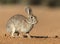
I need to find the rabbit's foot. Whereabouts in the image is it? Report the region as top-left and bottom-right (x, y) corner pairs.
(26, 34), (31, 38)
(11, 35), (15, 38)
(10, 33), (15, 38)
(19, 34), (24, 38)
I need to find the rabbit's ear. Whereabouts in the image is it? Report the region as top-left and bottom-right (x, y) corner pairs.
(25, 7), (32, 15)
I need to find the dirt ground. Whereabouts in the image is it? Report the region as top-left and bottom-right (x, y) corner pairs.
(0, 5), (60, 44)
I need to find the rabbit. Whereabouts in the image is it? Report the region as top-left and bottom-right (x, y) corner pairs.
(6, 7), (38, 38)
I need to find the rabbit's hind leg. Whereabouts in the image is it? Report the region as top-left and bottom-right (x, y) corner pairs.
(11, 26), (15, 37)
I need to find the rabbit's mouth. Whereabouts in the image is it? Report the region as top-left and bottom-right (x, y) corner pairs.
(32, 18), (38, 24)
(32, 21), (37, 24)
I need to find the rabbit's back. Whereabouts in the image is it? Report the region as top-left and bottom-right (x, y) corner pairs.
(10, 14), (27, 24)
(7, 14), (27, 33)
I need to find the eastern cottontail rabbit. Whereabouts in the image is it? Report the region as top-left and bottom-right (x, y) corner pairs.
(6, 7), (38, 38)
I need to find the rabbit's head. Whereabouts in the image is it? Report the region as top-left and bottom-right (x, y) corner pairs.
(25, 7), (38, 24)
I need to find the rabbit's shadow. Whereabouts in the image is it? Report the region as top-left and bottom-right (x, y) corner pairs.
(14, 32), (49, 38)
(24, 35), (48, 38)
(24, 35), (59, 38)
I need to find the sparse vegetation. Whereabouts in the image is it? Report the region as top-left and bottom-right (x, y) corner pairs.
(0, 0), (60, 7)
(0, 0), (21, 4)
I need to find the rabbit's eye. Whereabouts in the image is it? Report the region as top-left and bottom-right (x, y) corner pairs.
(31, 17), (33, 18)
